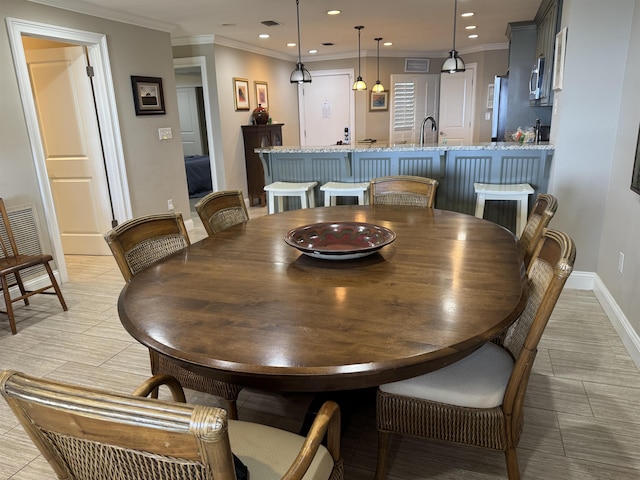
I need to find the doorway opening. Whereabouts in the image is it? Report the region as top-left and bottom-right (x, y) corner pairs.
(7, 17), (131, 281)
(174, 57), (220, 216)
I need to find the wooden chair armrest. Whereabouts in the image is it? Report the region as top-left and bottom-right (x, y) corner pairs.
(282, 400), (342, 480)
(132, 374), (187, 403)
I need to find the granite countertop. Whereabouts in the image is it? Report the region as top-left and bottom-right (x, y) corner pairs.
(256, 142), (554, 153)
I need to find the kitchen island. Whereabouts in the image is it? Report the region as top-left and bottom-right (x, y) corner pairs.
(256, 143), (554, 233)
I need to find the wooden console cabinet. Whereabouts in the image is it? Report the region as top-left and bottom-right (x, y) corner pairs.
(241, 124), (283, 207)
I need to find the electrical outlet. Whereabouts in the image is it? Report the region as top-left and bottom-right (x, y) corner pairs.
(167, 199), (174, 211)
(618, 252), (625, 273)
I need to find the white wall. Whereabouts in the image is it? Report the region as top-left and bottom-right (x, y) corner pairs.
(549, 0), (633, 272)
(596, 0), (640, 337)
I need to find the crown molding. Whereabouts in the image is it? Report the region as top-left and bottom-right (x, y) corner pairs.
(26, 0), (175, 32)
(171, 34), (299, 63)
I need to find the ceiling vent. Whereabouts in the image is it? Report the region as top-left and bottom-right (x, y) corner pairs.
(261, 20), (280, 27)
(404, 58), (430, 73)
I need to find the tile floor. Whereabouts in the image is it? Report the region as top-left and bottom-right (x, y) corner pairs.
(1, 206), (640, 479)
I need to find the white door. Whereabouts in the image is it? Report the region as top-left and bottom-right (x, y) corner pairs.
(25, 44), (113, 255)
(300, 70), (354, 146)
(177, 87), (204, 156)
(438, 65), (475, 145)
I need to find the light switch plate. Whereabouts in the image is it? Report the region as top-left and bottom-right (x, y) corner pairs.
(158, 127), (172, 140)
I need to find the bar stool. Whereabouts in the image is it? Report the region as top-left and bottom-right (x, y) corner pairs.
(320, 182), (370, 207)
(263, 181), (318, 214)
(473, 182), (534, 237)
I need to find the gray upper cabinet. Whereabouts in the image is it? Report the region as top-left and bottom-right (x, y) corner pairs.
(533, 0), (562, 106)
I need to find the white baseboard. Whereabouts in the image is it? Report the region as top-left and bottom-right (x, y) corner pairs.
(592, 275), (640, 369)
(564, 270), (640, 369)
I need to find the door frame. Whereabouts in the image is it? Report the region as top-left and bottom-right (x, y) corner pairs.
(298, 69), (355, 147)
(6, 17), (131, 281)
(174, 56), (221, 191)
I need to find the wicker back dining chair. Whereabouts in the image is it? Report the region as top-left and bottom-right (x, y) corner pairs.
(0, 198), (67, 335)
(104, 212), (243, 419)
(375, 228), (575, 480)
(1, 370), (343, 480)
(519, 193), (558, 267)
(369, 175), (439, 207)
(195, 190), (249, 237)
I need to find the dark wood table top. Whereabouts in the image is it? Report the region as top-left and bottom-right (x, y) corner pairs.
(118, 205), (526, 392)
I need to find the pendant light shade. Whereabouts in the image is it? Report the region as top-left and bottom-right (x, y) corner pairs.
(372, 37), (385, 93)
(290, 0), (311, 84)
(441, 0), (465, 73)
(353, 26), (367, 91)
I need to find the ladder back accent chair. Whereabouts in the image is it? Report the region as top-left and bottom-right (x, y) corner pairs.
(369, 175), (439, 208)
(195, 190), (250, 237)
(104, 212), (243, 419)
(375, 229), (575, 480)
(0, 198), (67, 335)
(0, 370), (343, 480)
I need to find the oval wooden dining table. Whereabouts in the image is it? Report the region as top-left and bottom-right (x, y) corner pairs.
(118, 205), (527, 393)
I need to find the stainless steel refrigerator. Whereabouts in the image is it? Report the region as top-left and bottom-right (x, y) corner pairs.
(491, 75), (508, 142)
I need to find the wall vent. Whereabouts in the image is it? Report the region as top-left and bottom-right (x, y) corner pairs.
(0, 204), (45, 285)
(261, 20), (280, 27)
(404, 58), (430, 73)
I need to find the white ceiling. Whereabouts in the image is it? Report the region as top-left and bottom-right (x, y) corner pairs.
(29, 0), (543, 60)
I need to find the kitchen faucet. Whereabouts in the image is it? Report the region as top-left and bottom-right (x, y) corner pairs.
(419, 116), (437, 147)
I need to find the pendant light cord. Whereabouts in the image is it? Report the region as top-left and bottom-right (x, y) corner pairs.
(452, 0), (458, 52)
(376, 37), (381, 81)
(357, 26), (362, 77)
(296, 0), (302, 65)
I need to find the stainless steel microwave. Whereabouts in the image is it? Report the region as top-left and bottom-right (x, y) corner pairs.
(529, 55), (545, 101)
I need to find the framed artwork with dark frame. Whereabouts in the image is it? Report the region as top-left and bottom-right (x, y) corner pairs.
(370, 91), (388, 111)
(233, 77), (250, 111)
(631, 127), (640, 195)
(254, 81), (269, 109)
(131, 76), (165, 115)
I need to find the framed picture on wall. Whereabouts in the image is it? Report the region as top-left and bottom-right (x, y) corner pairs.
(370, 91), (388, 111)
(254, 81), (269, 109)
(131, 76), (165, 115)
(233, 77), (250, 111)
(631, 126), (640, 195)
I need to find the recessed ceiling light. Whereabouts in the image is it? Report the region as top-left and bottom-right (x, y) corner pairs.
(461, 12), (474, 17)
(287, 42), (296, 47)
(308, 49), (318, 54)
(258, 34), (270, 39)
(383, 42), (393, 46)
(468, 34), (478, 39)
(465, 25), (477, 30)
(327, 10), (341, 15)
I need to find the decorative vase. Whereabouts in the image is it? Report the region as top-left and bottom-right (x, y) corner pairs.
(252, 104), (269, 125)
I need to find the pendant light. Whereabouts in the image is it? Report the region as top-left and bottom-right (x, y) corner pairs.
(441, 0), (466, 73)
(372, 37), (385, 93)
(290, 0), (311, 84)
(352, 26), (367, 91)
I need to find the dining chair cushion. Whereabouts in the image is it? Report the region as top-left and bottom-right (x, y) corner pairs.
(229, 420), (335, 480)
(379, 343), (514, 409)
